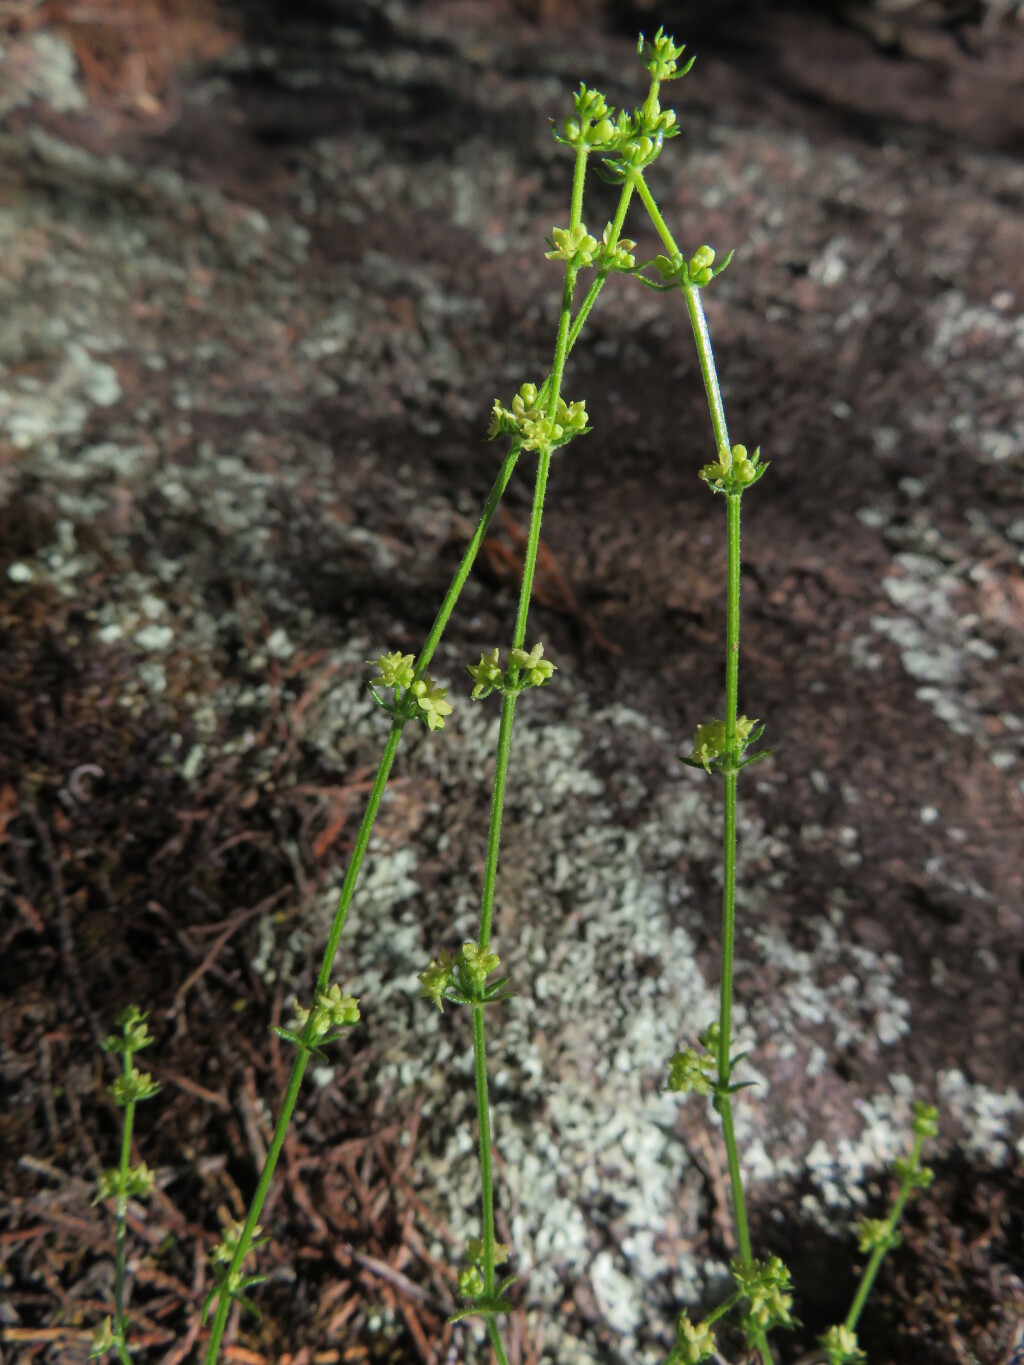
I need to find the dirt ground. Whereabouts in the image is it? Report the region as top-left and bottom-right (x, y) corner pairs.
(1, 1), (1023, 1362)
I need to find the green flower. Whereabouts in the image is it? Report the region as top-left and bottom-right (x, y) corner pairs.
(488, 384), (587, 453)
(110, 1067), (160, 1107)
(458, 1265), (485, 1299)
(637, 26), (694, 83)
(468, 648), (503, 700)
(466, 1236), (509, 1266)
(911, 1100), (939, 1140)
(457, 941), (501, 992)
(699, 445), (763, 494)
(598, 222), (636, 273)
(89, 1317), (117, 1359)
(295, 982), (360, 1038)
(857, 1217), (899, 1254)
(820, 1324), (866, 1364)
(101, 1005), (154, 1057)
(687, 715), (758, 772)
(367, 651), (415, 691)
(418, 950), (455, 1011)
(667, 1046), (715, 1097)
(508, 642), (555, 688)
(545, 223), (600, 269)
(410, 676), (453, 731)
(732, 1254), (795, 1333)
(893, 1155), (934, 1189)
(211, 1219), (264, 1268)
(672, 1311), (716, 1364)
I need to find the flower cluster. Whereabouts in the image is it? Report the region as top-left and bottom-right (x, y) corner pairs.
(699, 443), (768, 495)
(418, 942), (512, 1010)
(857, 1217), (900, 1254)
(488, 382), (588, 453)
(644, 243), (734, 293)
(637, 26), (695, 83)
(682, 715), (766, 775)
(911, 1099), (939, 1140)
(820, 1324), (866, 1364)
(546, 223), (599, 268)
(449, 1237), (517, 1325)
(273, 983), (360, 1061)
(732, 1254), (795, 1335)
(102, 1006), (160, 1108)
(666, 1310), (716, 1365)
(667, 1022), (719, 1097)
(599, 222), (637, 273)
(201, 1220), (268, 1326)
(892, 1154), (935, 1189)
(367, 652), (453, 732)
(95, 1162), (155, 1204)
(467, 642), (556, 701)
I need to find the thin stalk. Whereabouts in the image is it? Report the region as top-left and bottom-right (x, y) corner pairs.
(205, 725), (402, 1363)
(487, 1322), (512, 1365)
(113, 1053), (135, 1365)
(636, 171), (773, 1365)
(472, 1005), (498, 1293)
(633, 174), (730, 452)
(845, 1134), (925, 1332)
(465, 141), (594, 1362)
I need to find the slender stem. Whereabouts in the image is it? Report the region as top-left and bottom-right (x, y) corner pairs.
(487, 1321), (512, 1365)
(113, 1053), (135, 1341)
(845, 1135), (924, 1331)
(414, 445), (521, 681)
(472, 1005), (498, 1293)
(205, 725), (402, 1363)
(633, 174), (730, 453)
(636, 171), (773, 1365)
(464, 143), (596, 1364)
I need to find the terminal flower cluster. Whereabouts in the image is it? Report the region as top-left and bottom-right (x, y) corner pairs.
(488, 382), (588, 453)
(467, 642), (555, 700)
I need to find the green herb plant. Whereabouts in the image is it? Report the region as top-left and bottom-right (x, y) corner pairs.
(90, 1007), (159, 1364)
(88, 30), (938, 1365)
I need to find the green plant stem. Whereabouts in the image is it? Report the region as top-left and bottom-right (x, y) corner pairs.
(487, 1322), (512, 1365)
(636, 169), (774, 1365)
(845, 1134), (925, 1332)
(204, 724), (402, 1364)
(633, 174), (730, 453)
(472, 1005), (498, 1292)
(113, 1054), (135, 1365)
(465, 139), (597, 1361)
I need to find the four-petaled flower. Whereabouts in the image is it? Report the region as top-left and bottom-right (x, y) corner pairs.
(368, 651), (415, 691)
(409, 677), (453, 731)
(418, 950), (455, 1011)
(545, 223), (600, 269)
(508, 643), (555, 687)
(468, 648), (503, 699)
